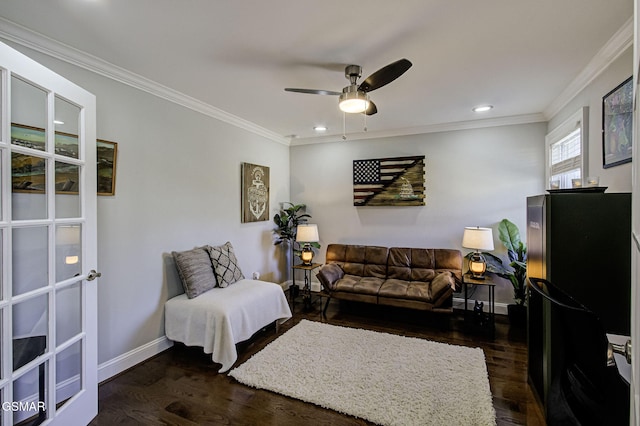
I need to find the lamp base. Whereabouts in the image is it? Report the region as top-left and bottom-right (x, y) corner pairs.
(468, 251), (487, 280)
(300, 244), (314, 265)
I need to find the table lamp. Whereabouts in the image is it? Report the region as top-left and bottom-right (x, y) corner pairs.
(296, 224), (319, 265)
(462, 226), (494, 279)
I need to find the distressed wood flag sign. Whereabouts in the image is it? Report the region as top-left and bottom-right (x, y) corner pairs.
(352, 155), (425, 206)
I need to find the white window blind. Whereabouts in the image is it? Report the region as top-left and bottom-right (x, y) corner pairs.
(545, 107), (588, 190)
(550, 128), (581, 187)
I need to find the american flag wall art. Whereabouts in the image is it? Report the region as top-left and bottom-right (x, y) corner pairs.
(353, 155), (425, 206)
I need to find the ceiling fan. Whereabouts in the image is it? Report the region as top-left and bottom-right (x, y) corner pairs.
(284, 58), (412, 116)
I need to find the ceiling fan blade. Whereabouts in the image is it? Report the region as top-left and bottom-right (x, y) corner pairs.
(284, 88), (341, 96)
(364, 100), (378, 116)
(358, 58), (412, 92)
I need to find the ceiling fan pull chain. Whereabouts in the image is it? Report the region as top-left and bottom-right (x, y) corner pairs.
(364, 110), (368, 132)
(342, 111), (347, 140)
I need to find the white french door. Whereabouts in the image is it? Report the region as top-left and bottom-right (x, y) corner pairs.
(0, 41), (98, 425)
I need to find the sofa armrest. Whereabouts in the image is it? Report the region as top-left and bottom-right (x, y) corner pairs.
(316, 264), (344, 291)
(430, 271), (456, 301)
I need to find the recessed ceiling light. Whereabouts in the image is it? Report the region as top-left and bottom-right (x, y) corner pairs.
(54, 120), (65, 125)
(314, 126), (328, 132)
(472, 105), (493, 113)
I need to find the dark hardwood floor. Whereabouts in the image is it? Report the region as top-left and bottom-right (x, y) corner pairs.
(90, 297), (546, 425)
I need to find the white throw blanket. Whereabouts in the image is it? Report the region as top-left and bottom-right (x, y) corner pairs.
(165, 279), (291, 372)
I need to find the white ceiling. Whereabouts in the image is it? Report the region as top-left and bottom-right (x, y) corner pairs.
(0, 0), (633, 144)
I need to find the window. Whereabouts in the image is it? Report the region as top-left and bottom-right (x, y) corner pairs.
(546, 107), (588, 189)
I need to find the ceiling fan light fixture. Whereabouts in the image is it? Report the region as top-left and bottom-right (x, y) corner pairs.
(339, 87), (369, 113)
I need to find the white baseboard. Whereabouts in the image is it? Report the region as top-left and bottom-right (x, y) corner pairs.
(98, 336), (173, 383)
(281, 279), (322, 292)
(453, 296), (509, 316)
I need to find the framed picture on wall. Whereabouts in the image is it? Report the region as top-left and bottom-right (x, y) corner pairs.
(97, 139), (118, 196)
(241, 162), (269, 223)
(11, 123), (118, 195)
(602, 76), (633, 169)
(11, 123), (80, 193)
(353, 155), (425, 206)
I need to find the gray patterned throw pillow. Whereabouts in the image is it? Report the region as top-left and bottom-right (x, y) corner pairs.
(207, 242), (245, 287)
(172, 247), (217, 298)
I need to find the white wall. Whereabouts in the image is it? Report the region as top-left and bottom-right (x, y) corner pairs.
(548, 47), (633, 192)
(290, 122), (548, 304)
(4, 43), (291, 372)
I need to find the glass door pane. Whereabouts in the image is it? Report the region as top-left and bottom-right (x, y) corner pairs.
(55, 161), (80, 218)
(54, 97), (79, 159)
(55, 341), (82, 409)
(11, 77), (46, 149)
(12, 227), (48, 296)
(12, 361), (47, 425)
(11, 153), (47, 220)
(55, 225), (82, 282)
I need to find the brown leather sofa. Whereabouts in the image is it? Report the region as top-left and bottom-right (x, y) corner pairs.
(316, 244), (462, 315)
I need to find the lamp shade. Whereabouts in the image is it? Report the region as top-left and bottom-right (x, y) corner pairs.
(461, 227), (494, 251)
(296, 224), (319, 242)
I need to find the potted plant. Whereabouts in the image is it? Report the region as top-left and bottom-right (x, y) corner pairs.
(483, 219), (528, 325)
(273, 203), (320, 296)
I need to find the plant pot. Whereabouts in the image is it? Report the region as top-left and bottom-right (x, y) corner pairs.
(508, 303), (527, 326)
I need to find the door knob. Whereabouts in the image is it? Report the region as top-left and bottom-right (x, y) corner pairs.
(87, 270), (102, 281)
(608, 339), (632, 365)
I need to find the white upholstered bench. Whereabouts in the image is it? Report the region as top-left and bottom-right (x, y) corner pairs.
(165, 242), (291, 372)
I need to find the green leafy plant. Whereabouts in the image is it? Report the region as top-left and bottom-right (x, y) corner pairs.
(273, 202), (320, 261)
(488, 219), (527, 305)
(466, 219), (527, 305)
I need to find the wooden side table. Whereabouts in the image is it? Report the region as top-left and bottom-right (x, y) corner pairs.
(292, 263), (322, 311)
(462, 272), (496, 336)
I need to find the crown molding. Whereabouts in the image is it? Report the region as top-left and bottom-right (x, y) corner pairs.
(290, 113), (547, 145)
(0, 15), (630, 147)
(543, 17), (633, 120)
(0, 17), (290, 146)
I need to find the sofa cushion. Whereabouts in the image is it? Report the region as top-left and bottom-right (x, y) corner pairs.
(430, 271), (456, 301)
(434, 249), (463, 281)
(172, 247), (217, 299)
(335, 275), (384, 295)
(363, 246), (389, 278)
(316, 264), (344, 291)
(387, 247), (411, 280)
(388, 247), (439, 281)
(207, 242), (245, 288)
(379, 279), (430, 302)
(342, 245), (367, 276)
(326, 244), (347, 266)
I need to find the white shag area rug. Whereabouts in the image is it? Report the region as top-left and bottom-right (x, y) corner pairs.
(229, 320), (496, 426)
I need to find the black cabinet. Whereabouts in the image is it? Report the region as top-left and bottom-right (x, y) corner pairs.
(526, 192), (631, 419)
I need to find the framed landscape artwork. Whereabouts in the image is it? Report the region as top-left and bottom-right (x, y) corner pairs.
(353, 155), (425, 206)
(97, 139), (118, 196)
(11, 123), (80, 193)
(11, 123), (118, 195)
(241, 162), (269, 223)
(602, 76), (633, 169)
